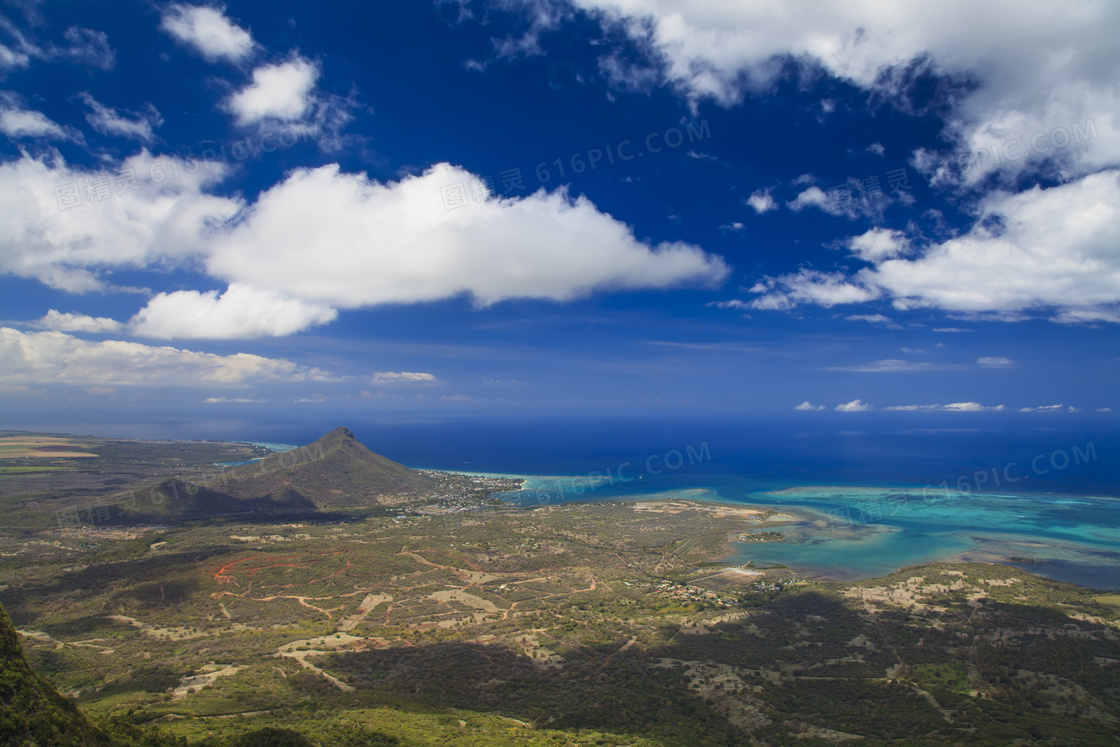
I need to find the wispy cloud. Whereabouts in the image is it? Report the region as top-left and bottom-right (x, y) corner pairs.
(826, 359), (965, 372)
(370, 371), (438, 385)
(835, 399), (872, 412)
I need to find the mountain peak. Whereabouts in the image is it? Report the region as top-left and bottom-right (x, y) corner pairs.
(220, 426), (433, 509)
(325, 426), (356, 440)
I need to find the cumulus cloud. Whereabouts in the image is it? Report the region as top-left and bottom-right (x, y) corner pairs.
(749, 172), (1120, 322)
(370, 372), (438, 385)
(835, 399), (872, 412)
(794, 400), (825, 411)
(565, 0), (1120, 182)
(786, 186), (836, 215)
(160, 4), (255, 63)
(0, 152), (237, 293)
(746, 189), (776, 214)
(78, 93), (163, 143)
(847, 228), (907, 263)
(0, 327), (335, 387)
(36, 310), (123, 333)
(129, 284), (338, 339)
(748, 269), (878, 310)
(1, 156), (726, 337)
(225, 57), (319, 125)
(203, 162), (729, 308)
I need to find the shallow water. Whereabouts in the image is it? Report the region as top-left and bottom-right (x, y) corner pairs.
(495, 476), (1120, 589)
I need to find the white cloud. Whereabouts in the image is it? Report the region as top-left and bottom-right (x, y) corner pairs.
(866, 142), (885, 156)
(941, 401), (999, 412)
(786, 186), (836, 215)
(977, 356), (1013, 367)
(0, 25), (113, 71)
(835, 399), (872, 412)
(1, 157), (726, 337)
(160, 4), (255, 63)
(873, 173), (1120, 319)
(883, 402), (1005, 412)
(749, 269), (878, 310)
(746, 189), (776, 214)
(847, 228), (907, 263)
(1018, 404), (1064, 412)
(0, 94), (70, 139)
(0, 327), (334, 387)
(57, 27), (115, 70)
(846, 313), (898, 328)
(751, 172), (1120, 322)
(36, 310), (123, 333)
(204, 396), (268, 403)
(0, 44), (30, 69)
(370, 372), (438, 385)
(78, 93), (162, 143)
(226, 57), (319, 125)
(203, 162), (729, 308)
(794, 400), (825, 411)
(0, 152), (237, 293)
(827, 359), (962, 372)
(567, 0), (1120, 182)
(129, 284), (338, 339)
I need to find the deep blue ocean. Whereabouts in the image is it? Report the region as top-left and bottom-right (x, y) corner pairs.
(252, 417), (1120, 589)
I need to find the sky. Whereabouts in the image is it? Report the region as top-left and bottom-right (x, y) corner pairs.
(0, 0), (1118, 441)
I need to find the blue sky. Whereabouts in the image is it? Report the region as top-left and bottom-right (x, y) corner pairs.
(1, 0), (1118, 438)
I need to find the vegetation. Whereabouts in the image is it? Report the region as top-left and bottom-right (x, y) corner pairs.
(1, 429), (1118, 745)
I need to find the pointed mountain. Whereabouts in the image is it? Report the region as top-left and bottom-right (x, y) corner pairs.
(218, 427), (436, 509)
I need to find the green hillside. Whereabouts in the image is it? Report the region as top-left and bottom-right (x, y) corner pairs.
(0, 603), (110, 746)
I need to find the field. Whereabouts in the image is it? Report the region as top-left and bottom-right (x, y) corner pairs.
(0, 435), (99, 458)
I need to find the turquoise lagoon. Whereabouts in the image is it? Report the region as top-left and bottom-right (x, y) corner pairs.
(497, 476), (1120, 589)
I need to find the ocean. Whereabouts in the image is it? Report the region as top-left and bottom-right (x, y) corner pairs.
(277, 417), (1120, 589)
